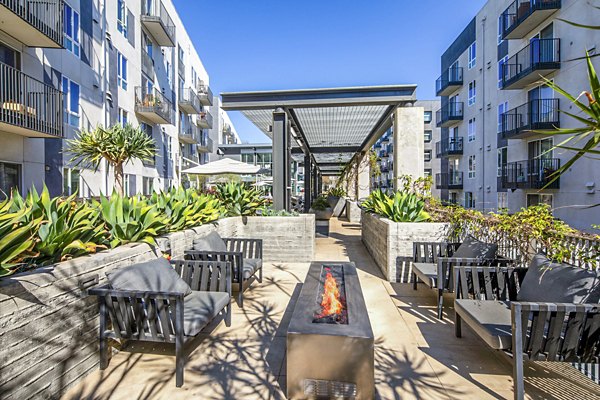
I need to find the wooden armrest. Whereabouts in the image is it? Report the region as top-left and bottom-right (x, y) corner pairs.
(88, 284), (185, 300)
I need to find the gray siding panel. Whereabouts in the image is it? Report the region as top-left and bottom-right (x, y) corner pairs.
(441, 18), (476, 72)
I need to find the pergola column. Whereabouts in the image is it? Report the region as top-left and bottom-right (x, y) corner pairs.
(393, 106), (424, 190)
(273, 108), (291, 210)
(357, 153), (371, 200)
(304, 154), (312, 212)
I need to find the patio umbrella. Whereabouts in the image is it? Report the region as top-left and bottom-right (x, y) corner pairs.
(181, 158), (261, 175)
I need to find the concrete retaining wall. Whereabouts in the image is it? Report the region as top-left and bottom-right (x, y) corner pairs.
(345, 200), (362, 223)
(361, 211), (450, 282)
(0, 215), (315, 400)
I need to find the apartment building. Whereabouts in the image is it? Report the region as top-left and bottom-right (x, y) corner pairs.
(436, 0), (599, 231)
(207, 96), (241, 162)
(0, 0), (226, 198)
(371, 100), (441, 197)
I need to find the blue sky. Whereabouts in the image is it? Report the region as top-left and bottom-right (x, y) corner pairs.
(173, 0), (487, 143)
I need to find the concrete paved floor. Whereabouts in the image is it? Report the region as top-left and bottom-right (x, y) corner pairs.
(63, 218), (600, 399)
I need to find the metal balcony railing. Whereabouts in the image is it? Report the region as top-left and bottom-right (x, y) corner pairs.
(141, 0), (176, 47)
(141, 48), (153, 77)
(134, 86), (173, 125)
(197, 111), (213, 129)
(0, 0), (64, 47)
(435, 67), (463, 97)
(501, 158), (560, 189)
(435, 172), (463, 189)
(197, 137), (213, 153)
(435, 137), (464, 158)
(501, 39), (560, 89)
(178, 87), (201, 114)
(0, 62), (63, 137)
(500, 0), (561, 40)
(436, 102), (464, 127)
(501, 99), (560, 139)
(197, 81), (213, 106)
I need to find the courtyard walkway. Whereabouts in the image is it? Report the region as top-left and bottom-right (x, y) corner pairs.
(63, 218), (600, 399)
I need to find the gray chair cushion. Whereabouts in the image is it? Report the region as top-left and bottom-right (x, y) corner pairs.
(413, 262), (438, 288)
(183, 291), (230, 336)
(452, 236), (498, 261)
(106, 258), (192, 296)
(517, 253), (600, 303)
(454, 299), (512, 350)
(193, 231), (227, 252)
(243, 258), (262, 280)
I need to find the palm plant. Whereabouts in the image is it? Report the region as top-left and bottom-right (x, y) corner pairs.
(66, 124), (156, 196)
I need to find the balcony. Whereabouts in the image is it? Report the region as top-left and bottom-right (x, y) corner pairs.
(178, 88), (201, 114)
(435, 67), (463, 97)
(436, 172), (463, 189)
(134, 86), (173, 125)
(141, 0), (175, 47)
(197, 81), (213, 106)
(500, 0), (561, 40)
(501, 39), (560, 89)
(0, 62), (63, 138)
(197, 137), (213, 153)
(0, 0), (63, 48)
(178, 124), (199, 144)
(501, 99), (560, 139)
(141, 48), (154, 78)
(436, 102), (464, 127)
(435, 137), (464, 158)
(501, 158), (560, 189)
(197, 111), (213, 129)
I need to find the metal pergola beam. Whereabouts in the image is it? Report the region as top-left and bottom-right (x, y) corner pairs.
(290, 146), (360, 155)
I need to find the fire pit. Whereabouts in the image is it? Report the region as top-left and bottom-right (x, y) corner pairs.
(287, 262), (374, 400)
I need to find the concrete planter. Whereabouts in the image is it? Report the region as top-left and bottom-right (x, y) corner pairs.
(345, 200), (362, 223)
(0, 214), (315, 400)
(327, 196), (346, 217)
(310, 208), (333, 221)
(361, 211), (450, 282)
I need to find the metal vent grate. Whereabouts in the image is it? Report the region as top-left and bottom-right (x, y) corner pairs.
(304, 379), (357, 399)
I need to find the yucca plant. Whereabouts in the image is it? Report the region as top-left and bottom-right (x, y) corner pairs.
(215, 182), (266, 217)
(10, 186), (108, 263)
(327, 186), (347, 198)
(97, 191), (168, 248)
(361, 190), (430, 223)
(150, 187), (221, 231)
(66, 124), (156, 196)
(0, 196), (40, 276)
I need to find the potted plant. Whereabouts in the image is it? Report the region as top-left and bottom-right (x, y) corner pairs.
(326, 187), (346, 217)
(309, 196), (333, 221)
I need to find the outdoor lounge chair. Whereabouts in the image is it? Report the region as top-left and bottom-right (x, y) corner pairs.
(184, 231), (263, 308)
(412, 237), (515, 319)
(454, 254), (600, 400)
(88, 258), (232, 387)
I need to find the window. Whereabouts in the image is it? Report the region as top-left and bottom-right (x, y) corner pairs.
(424, 111), (432, 123)
(123, 174), (132, 196)
(63, 168), (80, 196)
(468, 118), (476, 142)
(468, 42), (476, 69)
(166, 60), (172, 87)
(424, 150), (432, 162)
(117, 52), (128, 90)
(497, 16), (504, 45)
(241, 153), (254, 164)
(468, 81), (476, 106)
(117, 0), (128, 38)
(118, 108), (128, 126)
(142, 177), (153, 195)
(424, 169), (432, 177)
(62, 76), (80, 127)
(468, 155), (476, 178)
(527, 194), (553, 208)
(0, 162), (21, 199)
(424, 130), (432, 143)
(497, 192), (508, 210)
(497, 101), (509, 133)
(497, 147), (507, 177)
(465, 192), (475, 209)
(64, 3), (80, 57)
(498, 56), (508, 88)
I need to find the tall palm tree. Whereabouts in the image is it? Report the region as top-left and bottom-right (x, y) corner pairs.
(66, 124), (156, 196)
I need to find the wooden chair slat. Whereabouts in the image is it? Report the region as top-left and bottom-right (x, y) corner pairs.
(529, 310), (549, 359)
(563, 312), (586, 362)
(546, 310), (566, 360)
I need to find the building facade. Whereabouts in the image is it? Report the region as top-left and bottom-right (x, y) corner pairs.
(207, 96), (241, 162)
(371, 100), (441, 197)
(0, 0), (232, 198)
(436, 0), (600, 231)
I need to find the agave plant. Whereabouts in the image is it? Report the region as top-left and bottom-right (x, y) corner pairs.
(150, 187), (221, 231)
(361, 190), (430, 223)
(215, 182), (266, 217)
(0, 196), (40, 276)
(97, 191), (168, 248)
(327, 186), (347, 198)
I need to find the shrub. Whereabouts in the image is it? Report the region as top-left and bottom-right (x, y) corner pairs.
(215, 182), (266, 216)
(149, 187), (221, 231)
(310, 196), (331, 211)
(327, 187), (346, 198)
(361, 190), (430, 222)
(0, 196), (39, 276)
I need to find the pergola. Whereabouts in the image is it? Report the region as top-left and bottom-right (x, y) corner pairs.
(221, 85), (423, 211)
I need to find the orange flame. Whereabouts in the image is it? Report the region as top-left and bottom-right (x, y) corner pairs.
(320, 272), (343, 316)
